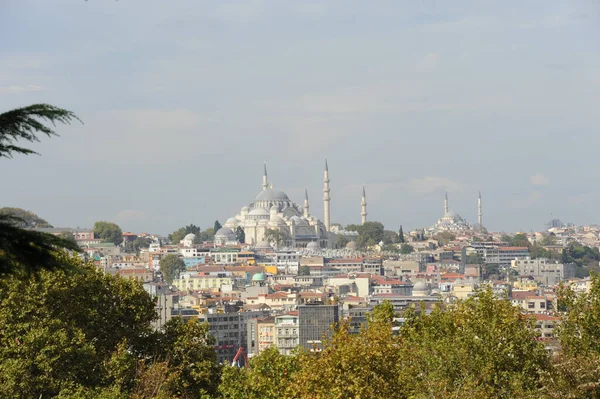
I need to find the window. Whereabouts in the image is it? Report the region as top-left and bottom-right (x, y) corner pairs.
(528, 302), (535, 309)
(540, 302), (546, 309)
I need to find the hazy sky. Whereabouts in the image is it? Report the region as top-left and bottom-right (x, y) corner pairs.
(1, 0), (599, 234)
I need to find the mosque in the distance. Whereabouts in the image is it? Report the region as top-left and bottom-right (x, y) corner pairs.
(426, 192), (485, 234)
(214, 161), (367, 250)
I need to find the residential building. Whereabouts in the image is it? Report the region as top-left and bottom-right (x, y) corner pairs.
(512, 258), (576, 286)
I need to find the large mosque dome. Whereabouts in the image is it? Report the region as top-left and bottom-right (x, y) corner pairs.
(255, 188), (290, 202)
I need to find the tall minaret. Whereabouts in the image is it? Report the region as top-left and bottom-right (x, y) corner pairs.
(323, 158), (331, 232)
(262, 163), (268, 191)
(361, 185), (367, 225)
(304, 188), (310, 218)
(478, 191), (483, 229)
(444, 192), (449, 214)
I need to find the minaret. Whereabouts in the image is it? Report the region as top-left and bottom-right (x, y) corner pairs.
(262, 163), (268, 191)
(478, 191), (482, 229)
(361, 185), (367, 225)
(323, 158), (331, 232)
(304, 188), (310, 218)
(444, 192), (449, 214)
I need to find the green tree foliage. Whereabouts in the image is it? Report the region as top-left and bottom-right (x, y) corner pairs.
(346, 221), (385, 248)
(168, 224), (202, 244)
(124, 237), (152, 254)
(381, 244), (399, 253)
(0, 255), (155, 397)
(368, 300), (397, 325)
(398, 225), (405, 243)
(219, 346), (300, 399)
(0, 104), (82, 275)
(0, 103), (80, 158)
(0, 253), (221, 398)
(298, 265), (311, 276)
(399, 288), (550, 397)
(93, 221), (123, 245)
(156, 318), (220, 398)
(159, 254), (185, 284)
(0, 214), (81, 275)
(400, 243), (414, 254)
(235, 226), (245, 243)
(433, 231), (456, 245)
(264, 229), (286, 247)
(199, 227), (215, 242)
(466, 253), (484, 265)
(0, 207), (53, 228)
(382, 230), (398, 244)
(214, 220), (222, 233)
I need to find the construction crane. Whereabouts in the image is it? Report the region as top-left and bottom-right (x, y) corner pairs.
(231, 347), (249, 368)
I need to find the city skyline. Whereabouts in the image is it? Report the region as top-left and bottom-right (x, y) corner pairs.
(1, 0), (599, 233)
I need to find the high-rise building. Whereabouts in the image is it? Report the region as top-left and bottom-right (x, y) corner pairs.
(299, 304), (339, 351)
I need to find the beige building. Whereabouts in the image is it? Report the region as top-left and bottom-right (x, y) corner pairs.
(173, 272), (233, 292)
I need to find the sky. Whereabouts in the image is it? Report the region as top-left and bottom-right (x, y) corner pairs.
(1, 0), (599, 235)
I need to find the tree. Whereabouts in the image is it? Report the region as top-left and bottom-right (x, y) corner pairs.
(93, 221), (123, 245)
(159, 254), (185, 284)
(351, 221), (385, 249)
(124, 237), (152, 254)
(398, 225), (405, 243)
(400, 244), (414, 254)
(58, 231), (78, 246)
(219, 346), (300, 399)
(199, 227), (215, 242)
(298, 265), (311, 276)
(398, 288), (550, 398)
(511, 233), (531, 248)
(0, 254), (157, 397)
(235, 226), (245, 243)
(168, 224), (202, 244)
(0, 207), (53, 228)
(213, 220), (222, 233)
(433, 231), (456, 245)
(0, 104), (82, 275)
(382, 230), (398, 244)
(466, 253), (484, 265)
(0, 214), (81, 275)
(381, 244), (400, 253)
(0, 103), (80, 158)
(156, 318), (220, 398)
(264, 229), (286, 248)
(368, 300), (397, 325)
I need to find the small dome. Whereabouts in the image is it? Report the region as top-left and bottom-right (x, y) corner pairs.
(346, 241), (356, 249)
(255, 188), (290, 201)
(248, 208), (270, 217)
(241, 206), (249, 212)
(183, 233), (196, 241)
(307, 241), (320, 250)
(413, 281), (428, 291)
(252, 272), (265, 281)
(225, 217), (239, 226)
(215, 227), (234, 237)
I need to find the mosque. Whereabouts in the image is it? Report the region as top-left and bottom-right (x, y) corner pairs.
(427, 192), (484, 234)
(214, 161), (368, 250)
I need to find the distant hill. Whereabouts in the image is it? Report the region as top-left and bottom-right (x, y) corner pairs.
(0, 207), (53, 228)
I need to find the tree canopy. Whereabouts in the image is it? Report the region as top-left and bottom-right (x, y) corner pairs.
(0, 253), (221, 398)
(0, 104), (83, 275)
(93, 221), (123, 245)
(159, 254), (186, 284)
(0, 207), (53, 228)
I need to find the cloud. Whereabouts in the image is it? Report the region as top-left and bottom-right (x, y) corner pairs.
(530, 174), (550, 186)
(0, 85), (44, 93)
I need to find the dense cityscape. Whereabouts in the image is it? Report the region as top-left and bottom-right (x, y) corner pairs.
(2, 1), (600, 398)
